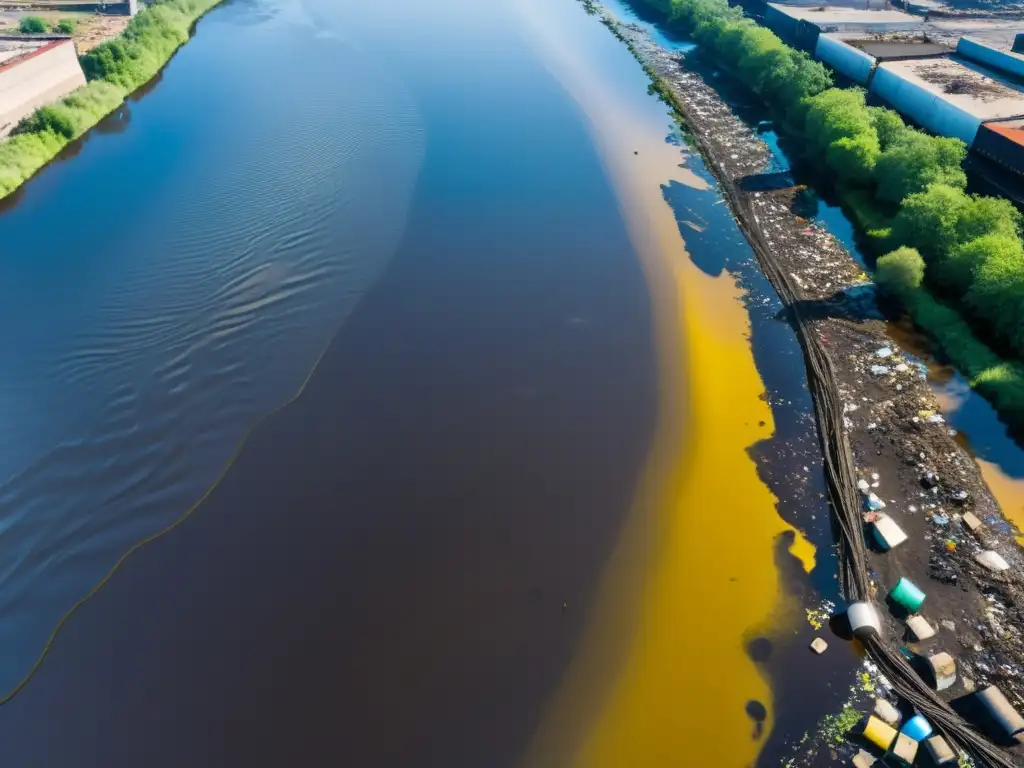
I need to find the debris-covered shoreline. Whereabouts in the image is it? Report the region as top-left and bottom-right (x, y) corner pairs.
(595, 7), (1024, 765)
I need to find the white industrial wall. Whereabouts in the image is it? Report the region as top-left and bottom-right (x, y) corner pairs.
(870, 65), (982, 145)
(0, 41), (86, 132)
(957, 38), (1024, 81)
(815, 35), (875, 84)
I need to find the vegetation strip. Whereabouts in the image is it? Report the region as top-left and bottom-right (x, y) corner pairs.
(586, 3), (1021, 764)
(634, 0), (1024, 432)
(0, 0), (223, 199)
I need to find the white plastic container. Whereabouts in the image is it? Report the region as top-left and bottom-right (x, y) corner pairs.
(847, 601), (882, 641)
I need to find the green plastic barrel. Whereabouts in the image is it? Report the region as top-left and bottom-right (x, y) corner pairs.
(891, 577), (926, 612)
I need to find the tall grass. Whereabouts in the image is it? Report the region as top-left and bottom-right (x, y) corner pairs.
(0, 0), (223, 200)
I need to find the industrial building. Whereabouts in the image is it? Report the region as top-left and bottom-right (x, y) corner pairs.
(870, 57), (1024, 146)
(763, 4), (922, 51)
(957, 37), (1024, 81)
(0, 36), (85, 137)
(973, 119), (1024, 177)
(815, 34), (948, 84)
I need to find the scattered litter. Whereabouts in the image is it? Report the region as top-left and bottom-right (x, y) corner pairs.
(857, 479), (870, 493)
(962, 511), (983, 532)
(944, 539), (957, 553)
(892, 731), (918, 765)
(927, 652), (957, 691)
(975, 685), (1024, 741)
(895, 363), (909, 373)
(906, 615), (935, 642)
(924, 735), (957, 765)
(901, 713), (933, 741)
(872, 514), (908, 551)
(975, 550), (1010, 572)
(848, 602), (882, 640)
(950, 489), (969, 505)
(931, 513), (950, 526)
(862, 715), (897, 751)
(875, 347), (893, 358)
(866, 493), (886, 511)
(810, 637), (828, 654)
(870, 365), (890, 376)
(963, 677), (975, 692)
(927, 414), (945, 424)
(891, 578), (926, 612)
(921, 472), (939, 490)
(852, 749), (876, 768)
(873, 698), (900, 726)
(941, 620), (956, 632)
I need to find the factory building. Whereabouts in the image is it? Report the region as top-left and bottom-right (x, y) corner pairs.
(814, 35), (948, 85)
(763, 4), (922, 51)
(869, 57), (1024, 146)
(956, 37), (1024, 82)
(973, 119), (1024, 178)
(0, 37), (86, 137)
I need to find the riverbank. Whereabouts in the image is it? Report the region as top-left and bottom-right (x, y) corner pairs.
(0, 0), (222, 199)
(596, 7), (1024, 764)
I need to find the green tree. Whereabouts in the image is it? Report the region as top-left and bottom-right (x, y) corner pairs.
(956, 195), (1022, 243)
(876, 247), (925, 299)
(874, 132), (967, 203)
(19, 16), (47, 34)
(890, 184), (970, 262)
(965, 245), (1024, 350)
(803, 88), (874, 158)
(938, 234), (1024, 295)
(868, 106), (907, 151)
(827, 133), (880, 184)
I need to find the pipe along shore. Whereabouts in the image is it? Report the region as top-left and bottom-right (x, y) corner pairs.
(588, 5), (1021, 765)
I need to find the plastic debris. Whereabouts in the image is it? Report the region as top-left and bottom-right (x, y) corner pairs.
(975, 550), (1010, 572)
(857, 478), (870, 493)
(892, 732), (918, 765)
(975, 685), (1024, 741)
(866, 493), (886, 511)
(921, 472), (939, 490)
(924, 735), (957, 765)
(895, 363), (909, 373)
(906, 615), (935, 642)
(852, 749), (876, 768)
(927, 652), (956, 691)
(901, 713), (933, 741)
(873, 697), (900, 726)
(932, 513), (949, 526)
(862, 715), (897, 751)
(848, 602), (882, 641)
(872, 514), (908, 551)
(927, 414), (945, 424)
(891, 578), (926, 612)
(810, 637), (827, 654)
(875, 347), (893, 358)
(962, 511), (983, 532)
(870, 365), (890, 376)
(950, 489), (969, 505)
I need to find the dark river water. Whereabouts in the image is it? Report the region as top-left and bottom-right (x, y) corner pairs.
(0, 0), (920, 762)
(0, 0), (662, 764)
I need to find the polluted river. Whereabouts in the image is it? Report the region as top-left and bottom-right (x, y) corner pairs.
(2, 0), (1024, 764)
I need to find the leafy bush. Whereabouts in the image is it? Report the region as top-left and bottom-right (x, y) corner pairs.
(874, 131), (967, 204)
(890, 184), (968, 262)
(19, 16), (47, 34)
(938, 234), (1024, 296)
(876, 247), (925, 298)
(54, 18), (77, 34)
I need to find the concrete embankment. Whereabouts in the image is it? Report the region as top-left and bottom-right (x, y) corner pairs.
(0, 38), (84, 137)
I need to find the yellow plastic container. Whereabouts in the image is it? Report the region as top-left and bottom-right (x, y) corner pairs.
(863, 715), (898, 752)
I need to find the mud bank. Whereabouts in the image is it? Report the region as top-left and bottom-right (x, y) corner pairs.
(598, 7), (1024, 765)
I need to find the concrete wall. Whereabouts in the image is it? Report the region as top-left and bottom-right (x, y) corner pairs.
(764, 4), (800, 45)
(957, 38), (1024, 82)
(0, 41), (86, 133)
(870, 64), (982, 145)
(815, 35), (875, 84)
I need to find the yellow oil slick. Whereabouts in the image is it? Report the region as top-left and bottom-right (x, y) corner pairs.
(514, 1), (814, 765)
(972, 459), (1024, 545)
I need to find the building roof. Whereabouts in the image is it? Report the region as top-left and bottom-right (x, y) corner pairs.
(0, 37), (72, 72)
(765, 4), (920, 25)
(848, 39), (949, 60)
(985, 118), (1024, 148)
(878, 57), (1024, 122)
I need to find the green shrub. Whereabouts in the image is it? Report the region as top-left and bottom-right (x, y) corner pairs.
(868, 106), (908, 151)
(19, 16), (47, 34)
(54, 18), (76, 34)
(876, 247), (925, 298)
(937, 234), (1024, 296)
(965, 244), (1024, 348)
(890, 184), (969, 262)
(874, 131), (967, 204)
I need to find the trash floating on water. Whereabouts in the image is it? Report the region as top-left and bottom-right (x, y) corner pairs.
(891, 732), (918, 765)
(873, 697), (900, 726)
(863, 715), (897, 751)
(962, 511), (983, 533)
(924, 735), (956, 765)
(927, 652), (956, 691)
(872, 514), (908, 551)
(975, 550), (1010, 572)
(891, 578), (926, 612)
(848, 602), (882, 641)
(906, 615), (935, 642)
(810, 637), (828, 654)
(852, 749), (876, 768)
(901, 713), (933, 741)
(866, 493), (886, 511)
(975, 685), (1024, 742)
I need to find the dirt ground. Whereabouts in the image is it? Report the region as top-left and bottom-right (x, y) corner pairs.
(607, 12), (1024, 766)
(0, 11), (129, 52)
